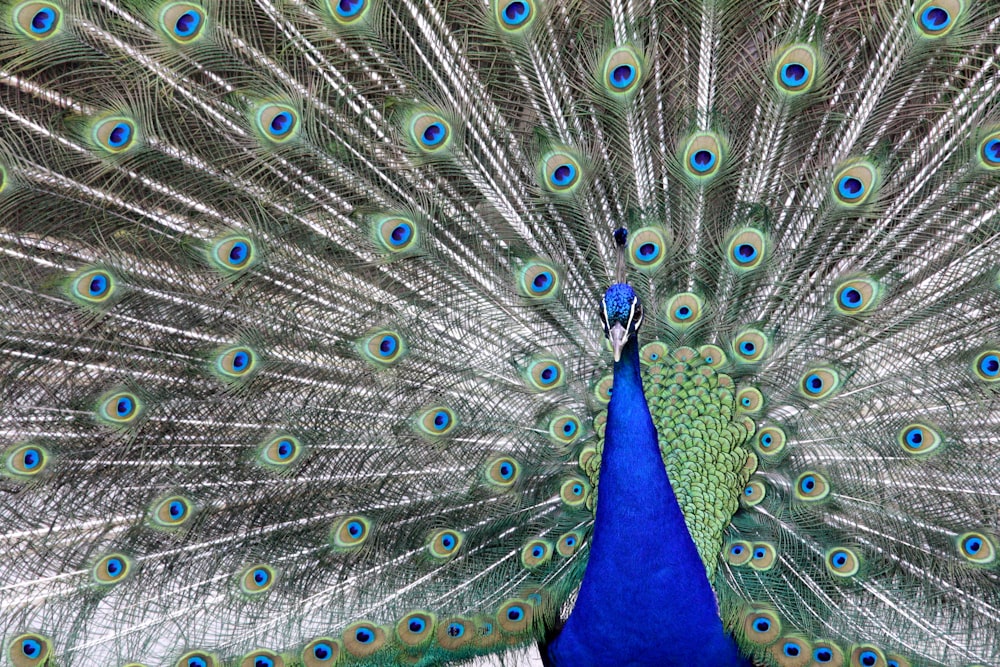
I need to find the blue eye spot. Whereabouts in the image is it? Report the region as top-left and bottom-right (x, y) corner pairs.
(741, 397), (751, 407)
(355, 628), (373, 644)
(904, 428), (923, 448)
(964, 536), (983, 555)
(21, 639), (41, 657)
(780, 62), (808, 87)
(753, 618), (770, 633)
(116, 397), (133, 417)
(408, 618), (426, 633)
(433, 411), (450, 429)
(551, 163), (576, 187)
(255, 658), (274, 667)
(169, 500), (185, 518)
(837, 175), (864, 199)
(637, 242), (659, 261)
(507, 606), (524, 621)
(22, 448), (40, 469)
(175, 11), (201, 37)
(689, 149), (716, 172)
(985, 139), (1000, 164)
(253, 568), (269, 585)
(502, 1), (530, 25)
(563, 421), (576, 435)
(539, 364), (558, 384)
(735, 243), (758, 262)
(921, 6), (950, 30)
(337, 0), (365, 19)
(189, 658), (207, 667)
(805, 373), (824, 394)
(89, 274), (108, 297)
(783, 642), (801, 657)
(108, 122), (132, 148)
(675, 306), (691, 320)
(232, 351), (249, 372)
(761, 434), (772, 446)
(979, 354), (999, 377)
(269, 111), (293, 136)
(531, 271), (553, 292)
(421, 122), (446, 147)
(610, 64), (636, 89)
(347, 521), (364, 537)
(731, 544), (745, 555)
(753, 547), (766, 559)
(276, 439), (294, 459)
(800, 475), (816, 493)
(31, 8), (56, 34)
(378, 335), (397, 356)
(228, 241), (248, 265)
(566, 536), (576, 546)
(106, 558), (123, 576)
(390, 223), (411, 246)
(814, 648), (833, 663)
(499, 463), (513, 479)
(313, 643), (332, 660)
(739, 341), (755, 355)
(888, 661), (900, 667)
(441, 534), (455, 549)
(447, 623), (464, 637)
(841, 287), (862, 306)
(860, 651), (878, 667)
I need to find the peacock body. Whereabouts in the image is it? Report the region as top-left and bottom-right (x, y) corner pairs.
(1, 0), (999, 666)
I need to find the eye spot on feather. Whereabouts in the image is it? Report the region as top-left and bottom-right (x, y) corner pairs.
(733, 329), (768, 363)
(628, 227), (670, 271)
(979, 131), (1000, 169)
(725, 540), (752, 566)
(415, 406), (456, 438)
(834, 277), (880, 314)
(769, 636), (812, 666)
(825, 547), (860, 578)
(974, 350), (1000, 382)
(541, 150), (582, 193)
(956, 532), (996, 565)
(665, 293), (703, 327)
(93, 553), (132, 584)
(742, 608), (781, 645)
(4, 443), (49, 479)
(239, 649), (283, 667)
(92, 117), (137, 153)
(749, 542), (776, 571)
(396, 611), (435, 646)
(556, 531), (582, 556)
(640, 341), (668, 364)
(740, 480), (765, 507)
(427, 529), (463, 560)
(773, 44), (818, 95)
(359, 329), (406, 367)
(593, 374), (613, 404)
(496, 0), (534, 30)
(603, 46), (643, 96)
(887, 656), (912, 667)
(301, 638), (341, 666)
(14, 2), (62, 40)
(497, 599), (533, 633)
(560, 477), (590, 506)
(850, 645), (887, 667)
(832, 161), (878, 206)
(547, 414), (581, 444)
(209, 235), (255, 273)
(9, 632), (51, 667)
(343, 621), (385, 658)
(258, 435), (303, 469)
(373, 215), (420, 253)
(518, 259), (561, 300)
(754, 426), (786, 457)
(159, 4), (206, 43)
(736, 387), (763, 413)
(521, 539), (552, 569)
(69, 267), (116, 306)
(896, 422), (941, 455)
(794, 471), (830, 501)
(255, 104), (299, 142)
(151, 494), (194, 529)
(811, 641), (845, 665)
(96, 390), (143, 426)
(485, 457), (520, 487)
(525, 358), (565, 391)
(214, 346), (258, 380)
(177, 652), (216, 667)
(914, 0), (962, 37)
(683, 132), (725, 180)
(327, 0), (369, 23)
(239, 564), (276, 595)
(699, 344), (726, 368)
(409, 112), (452, 152)
(436, 617), (472, 650)
(726, 228), (766, 271)
(331, 515), (371, 549)
(799, 367), (840, 399)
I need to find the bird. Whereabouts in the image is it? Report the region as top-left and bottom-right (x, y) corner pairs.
(1, 0), (999, 665)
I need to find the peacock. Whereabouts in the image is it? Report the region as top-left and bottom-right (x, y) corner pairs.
(1, 0), (999, 665)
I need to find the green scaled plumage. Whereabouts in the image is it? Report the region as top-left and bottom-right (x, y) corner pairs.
(0, 0), (998, 666)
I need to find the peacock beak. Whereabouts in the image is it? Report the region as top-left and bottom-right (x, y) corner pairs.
(609, 323), (628, 362)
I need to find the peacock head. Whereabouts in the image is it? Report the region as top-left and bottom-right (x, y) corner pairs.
(601, 283), (643, 362)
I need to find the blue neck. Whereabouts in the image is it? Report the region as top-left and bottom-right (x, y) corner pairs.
(545, 339), (748, 666)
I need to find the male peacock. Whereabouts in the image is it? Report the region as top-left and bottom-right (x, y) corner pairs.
(1, 0), (999, 666)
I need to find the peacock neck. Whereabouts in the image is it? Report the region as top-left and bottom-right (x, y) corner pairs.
(545, 338), (748, 666)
